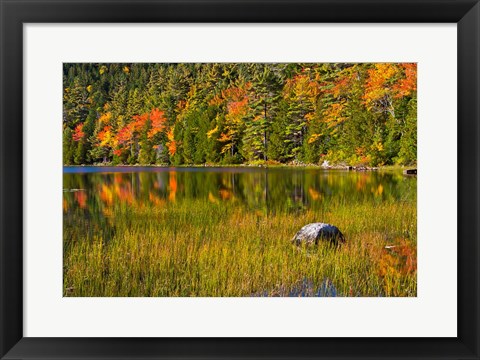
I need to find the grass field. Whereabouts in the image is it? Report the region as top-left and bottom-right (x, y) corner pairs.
(63, 195), (416, 297)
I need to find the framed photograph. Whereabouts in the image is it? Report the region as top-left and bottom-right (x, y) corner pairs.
(1, 0), (479, 359)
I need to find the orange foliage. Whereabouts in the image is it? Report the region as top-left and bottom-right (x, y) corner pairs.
(168, 172), (177, 202)
(74, 191), (87, 208)
(331, 73), (355, 97)
(393, 63), (417, 98)
(319, 67), (359, 128)
(116, 186), (134, 204)
(149, 192), (165, 207)
(227, 97), (248, 117)
(284, 74), (319, 100)
(222, 84), (251, 102)
(72, 123), (85, 142)
(363, 64), (398, 108)
(219, 188), (232, 200)
(131, 113), (149, 132)
(99, 184), (113, 205)
(98, 112), (112, 126)
(216, 85), (250, 154)
(115, 110), (162, 155)
(218, 132), (232, 143)
(114, 173), (123, 183)
(355, 173), (368, 191)
(208, 94), (223, 106)
(97, 125), (114, 148)
(148, 108), (167, 139)
(109, 177), (134, 204)
(176, 100), (186, 110)
(116, 124), (134, 146)
(379, 240), (417, 278)
(166, 127), (176, 156)
(308, 188), (321, 201)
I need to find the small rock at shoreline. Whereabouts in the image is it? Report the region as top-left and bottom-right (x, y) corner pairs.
(403, 168), (417, 175)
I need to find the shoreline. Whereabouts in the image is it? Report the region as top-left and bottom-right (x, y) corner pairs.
(63, 163), (415, 172)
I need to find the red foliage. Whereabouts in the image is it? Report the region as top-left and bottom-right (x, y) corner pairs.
(74, 191), (87, 208)
(131, 113), (149, 132)
(72, 123), (85, 142)
(393, 63), (417, 98)
(116, 125), (133, 146)
(227, 97), (248, 116)
(148, 108), (167, 139)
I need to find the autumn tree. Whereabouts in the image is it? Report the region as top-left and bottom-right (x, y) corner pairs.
(63, 63), (417, 167)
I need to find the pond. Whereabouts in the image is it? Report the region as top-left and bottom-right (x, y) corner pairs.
(63, 166), (417, 297)
(63, 166), (415, 213)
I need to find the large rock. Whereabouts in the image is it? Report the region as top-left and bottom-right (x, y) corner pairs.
(292, 223), (345, 245)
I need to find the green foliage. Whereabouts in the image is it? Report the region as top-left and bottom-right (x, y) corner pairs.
(397, 98), (417, 165)
(63, 63), (417, 167)
(63, 127), (74, 165)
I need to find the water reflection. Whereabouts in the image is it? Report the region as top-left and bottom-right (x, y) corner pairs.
(63, 167), (416, 216)
(254, 278), (338, 297)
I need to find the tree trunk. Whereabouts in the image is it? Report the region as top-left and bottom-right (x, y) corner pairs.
(263, 99), (268, 161)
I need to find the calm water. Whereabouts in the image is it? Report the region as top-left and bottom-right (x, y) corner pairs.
(63, 166), (416, 216)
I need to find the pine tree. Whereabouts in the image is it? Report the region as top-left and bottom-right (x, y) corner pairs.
(62, 63), (417, 167)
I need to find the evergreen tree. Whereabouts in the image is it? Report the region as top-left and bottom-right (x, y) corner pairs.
(62, 63), (417, 167)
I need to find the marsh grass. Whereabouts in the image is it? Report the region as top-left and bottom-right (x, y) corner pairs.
(63, 197), (416, 297)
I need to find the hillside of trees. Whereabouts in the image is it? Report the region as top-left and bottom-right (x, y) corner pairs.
(63, 63), (416, 167)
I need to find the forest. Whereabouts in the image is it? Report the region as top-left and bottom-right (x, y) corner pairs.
(63, 63), (417, 167)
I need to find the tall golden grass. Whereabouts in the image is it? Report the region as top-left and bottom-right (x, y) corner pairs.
(64, 198), (416, 297)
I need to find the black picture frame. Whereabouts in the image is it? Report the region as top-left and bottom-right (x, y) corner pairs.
(1, 1), (479, 359)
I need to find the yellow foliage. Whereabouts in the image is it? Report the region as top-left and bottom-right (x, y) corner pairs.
(167, 127), (175, 142)
(166, 127), (176, 156)
(100, 130), (112, 147)
(207, 126), (219, 139)
(323, 101), (347, 127)
(208, 192), (218, 203)
(208, 95), (223, 106)
(363, 63), (399, 109)
(100, 184), (113, 205)
(98, 112), (112, 126)
(305, 113), (316, 123)
(308, 188), (321, 201)
(377, 184), (384, 195)
(308, 133), (322, 144)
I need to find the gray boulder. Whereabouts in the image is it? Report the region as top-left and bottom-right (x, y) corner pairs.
(292, 223), (345, 245)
